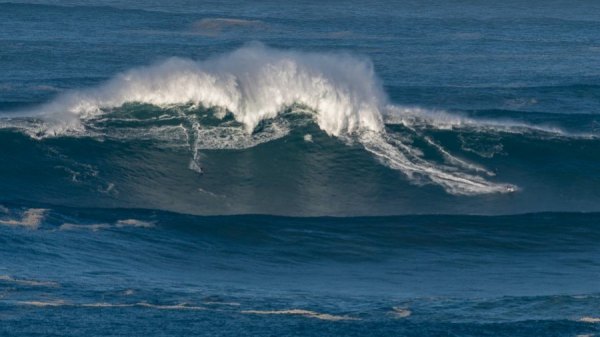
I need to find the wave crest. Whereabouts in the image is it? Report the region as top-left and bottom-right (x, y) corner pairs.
(26, 42), (385, 137)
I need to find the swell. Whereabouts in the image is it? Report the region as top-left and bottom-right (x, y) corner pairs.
(2, 202), (599, 308)
(2, 202), (600, 250)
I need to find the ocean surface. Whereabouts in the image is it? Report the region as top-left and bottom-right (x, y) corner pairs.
(0, 1), (599, 336)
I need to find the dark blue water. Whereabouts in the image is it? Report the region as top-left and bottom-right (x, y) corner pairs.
(1, 1), (599, 336)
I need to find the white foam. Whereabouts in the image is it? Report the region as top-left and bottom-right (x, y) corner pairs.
(115, 219), (155, 228)
(18, 300), (65, 307)
(136, 302), (205, 310)
(82, 302), (205, 310)
(101, 125), (190, 144)
(0, 208), (47, 230)
(0, 275), (59, 287)
(422, 135), (494, 176)
(359, 131), (516, 195)
(242, 309), (359, 321)
(580, 317), (600, 323)
(59, 219), (154, 231)
(59, 223), (113, 231)
(384, 105), (593, 138)
(81, 302), (134, 308)
(391, 307), (411, 318)
(203, 301), (241, 306)
(191, 120), (290, 150)
(18, 300), (204, 310)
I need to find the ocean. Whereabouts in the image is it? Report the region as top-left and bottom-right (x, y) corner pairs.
(0, 1), (599, 336)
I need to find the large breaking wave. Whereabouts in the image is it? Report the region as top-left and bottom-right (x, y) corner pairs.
(0, 43), (548, 195)
(21, 42), (385, 137)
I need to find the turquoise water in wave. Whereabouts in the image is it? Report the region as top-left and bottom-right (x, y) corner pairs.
(1, 1), (600, 336)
